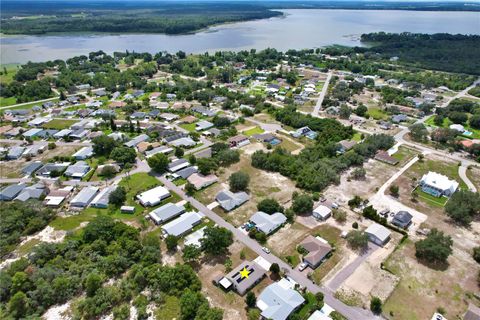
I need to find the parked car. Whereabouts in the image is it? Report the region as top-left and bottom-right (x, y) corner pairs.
(262, 247), (270, 254)
(298, 262), (307, 271)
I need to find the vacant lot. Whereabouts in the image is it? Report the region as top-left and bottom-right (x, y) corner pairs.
(383, 238), (479, 320)
(42, 119), (77, 130)
(466, 166), (480, 190)
(195, 143), (300, 226)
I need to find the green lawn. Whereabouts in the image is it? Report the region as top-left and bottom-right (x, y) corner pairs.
(155, 296), (180, 320)
(294, 292), (317, 319)
(413, 188), (448, 207)
(1, 98), (59, 111)
(352, 132), (363, 142)
(0, 64), (19, 84)
(409, 158), (468, 190)
(366, 107), (388, 120)
(42, 119), (77, 130)
(425, 115), (480, 139)
(392, 146), (417, 166)
(243, 126), (265, 136)
(179, 123), (196, 132)
(0, 97), (17, 107)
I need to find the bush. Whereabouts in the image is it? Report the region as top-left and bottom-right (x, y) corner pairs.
(370, 296), (382, 314)
(389, 185), (399, 197)
(352, 221), (359, 229)
(48, 142), (56, 150)
(333, 209), (347, 223)
(165, 235), (178, 251)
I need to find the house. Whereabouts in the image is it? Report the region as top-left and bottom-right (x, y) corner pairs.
(420, 171), (459, 197)
(218, 261), (267, 295)
(256, 278), (305, 320)
(250, 212), (287, 235)
(70, 187), (99, 207)
(132, 90), (145, 98)
(64, 161), (91, 179)
(72, 146), (94, 160)
(228, 135), (250, 148)
(0, 183), (27, 201)
(120, 206), (135, 214)
(28, 117), (50, 127)
(194, 148), (212, 159)
(391, 114), (408, 123)
(15, 183), (46, 202)
(253, 133), (282, 145)
(90, 186), (116, 208)
(44, 186), (73, 207)
(131, 111), (146, 120)
(374, 150), (399, 165)
(161, 211), (204, 237)
(124, 134), (150, 148)
(207, 128), (222, 137)
(148, 109), (161, 119)
(36, 162), (70, 177)
(365, 223), (391, 246)
(22, 161), (43, 176)
(169, 137), (196, 148)
(109, 101), (126, 108)
(53, 129), (73, 139)
(166, 93), (176, 100)
(108, 132), (127, 142)
(23, 145), (46, 157)
(195, 120), (214, 131)
(175, 166), (198, 179)
(159, 113), (179, 121)
(145, 146), (174, 158)
(337, 140), (357, 153)
(168, 158), (190, 172)
(450, 124), (465, 133)
(36, 129), (59, 139)
(192, 106), (216, 117)
(464, 303), (480, 320)
(137, 185), (170, 207)
(149, 203), (186, 225)
(216, 190), (250, 211)
(23, 128), (43, 138)
(69, 129), (90, 140)
(181, 115), (197, 124)
(392, 211), (413, 229)
(312, 205), (332, 221)
(187, 173), (218, 190)
(7, 146), (26, 160)
(291, 126), (317, 139)
(300, 235), (332, 269)
(379, 121), (393, 130)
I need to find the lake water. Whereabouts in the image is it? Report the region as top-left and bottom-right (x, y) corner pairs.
(1, 9), (479, 64)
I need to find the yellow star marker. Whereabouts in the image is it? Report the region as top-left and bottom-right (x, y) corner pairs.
(239, 267), (250, 279)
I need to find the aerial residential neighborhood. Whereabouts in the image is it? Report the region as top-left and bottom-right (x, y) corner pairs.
(1, 4), (480, 319)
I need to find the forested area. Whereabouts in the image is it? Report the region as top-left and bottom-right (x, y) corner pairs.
(360, 33), (480, 75)
(0, 216), (222, 319)
(0, 201), (55, 257)
(0, 4), (281, 35)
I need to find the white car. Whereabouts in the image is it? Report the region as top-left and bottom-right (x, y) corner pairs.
(262, 247), (271, 254)
(298, 262), (307, 271)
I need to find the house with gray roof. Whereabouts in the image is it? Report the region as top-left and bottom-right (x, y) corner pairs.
(216, 190), (250, 211)
(90, 186), (116, 208)
(53, 129), (73, 139)
(250, 211), (287, 235)
(15, 183), (46, 202)
(175, 166), (198, 179)
(23, 128), (43, 138)
(365, 223), (391, 246)
(149, 203), (186, 225)
(161, 211), (203, 237)
(65, 161), (91, 179)
(36, 129), (59, 139)
(124, 134), (150, 148)
(36, 162), (70, 177)
(0, 183), (27, 201)
(192, 106), (216, 117)
(168, 158), (190, 172)
(195, 120), (214, 131)
(70, 186), (99, 207)
(257, 279), (305, 320)
(145, 146), (174, 158)
(7, 146), (26, 160)
(22, 161), (43, 176)
(219, 261), (267, 296)
(70, 129), (90, 140)
(73, 146), (94, 160)
(392, 211), (413, 229)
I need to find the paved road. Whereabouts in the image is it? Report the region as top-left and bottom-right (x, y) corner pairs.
(0, 97), (59, 110)
(459, 164), (477, 192)
(326, 243), (380, 292)
(157, 175), (379, 320)
(312, 71), (332, 117)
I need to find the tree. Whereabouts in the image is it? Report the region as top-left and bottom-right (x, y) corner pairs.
(350, 167), (366, 180)
(332, 209), (347, 223)
(229, 171), (250, 192)
(165, 235), (178, 251)
(339, 104), (352, 119)
(147, 153), (169, 174)
(85, 273), (102, 297)
(175, 147), (184, 157)
(180, 289), (207, 320)
(370, 296), (382, 314)
(188, 154), (197, 165)
(110, 147), (136, 164)
(83, 215), (116, 243)
(185, 182), (196, 196)
(48, 142), (56, 150)
(197, 158), (218, 175)
(257, 198), (283, 214)
(409, 123), (428, 141)
(248, 309), (261, 320)
(269, 263), (280, 275)
(389, 184), (399, 197)
(444, 190), (480, 226)
(354, 104), (368, 117)
(109, 186), (126, 207)
(200, 226), (233, 255)
(473, 247), (480, 264)
(346, 230), (368, 251)
(100, 165), (116, 178)
(245, 291), (256, 308)
(8, 291), (28, 318)
(415, 228), (453, 265)
(183, 244), (201, 263)
(448, 111), (468, 124)
(292, 194), (313, 215)
(92, 135), (117, 157)
(469, 114), (480, 129)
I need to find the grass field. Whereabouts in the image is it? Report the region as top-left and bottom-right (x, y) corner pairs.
(392, 146), (418, 166)
(42, 119), (77, 130)
(0, 64), (19, 84)
(425, 115), (480, 139)
(1, 98), (59, 110)
(243, 126), (264, 136)
(155, 296), (180, 320)
(409, 158), (468, 190)
(0, 97), (17, 107)
(179, 123), (196, 132)
(413, 188), (448, 207)
(366, 107), (388, 120)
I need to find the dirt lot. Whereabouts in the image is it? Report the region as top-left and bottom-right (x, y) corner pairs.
(466, 166), (480, 190)
(195, 143), (301, 226)
(322, 158), (399, 205)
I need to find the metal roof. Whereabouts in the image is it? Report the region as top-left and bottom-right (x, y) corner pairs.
(161, 211), (203, 237)
(149, 203), (185, 224)
(70, 187), (99, 207)
(257, 280), (305, 320)
(250, 212), (287, 235)
(0, 183), (27, 201)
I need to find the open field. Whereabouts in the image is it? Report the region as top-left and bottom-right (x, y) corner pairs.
(466, 166), (480, 190)
(195, 143), (300, 226)
(243, 126), (264, 136)
(0, 64), (19, 84)
(425, 114), (480, 139)
(0, 97), (17, 107)
(1, 98), (59, 110)
(42, 119), (77, 130)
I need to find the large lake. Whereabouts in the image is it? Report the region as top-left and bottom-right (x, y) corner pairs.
(1, 9), (479, 64)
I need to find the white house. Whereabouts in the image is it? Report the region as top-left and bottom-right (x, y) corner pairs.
(420, 171), (459, 197)
(312, 205), (332, 221)
(365, 223), (391, 246)
(136, 185), (170, 206)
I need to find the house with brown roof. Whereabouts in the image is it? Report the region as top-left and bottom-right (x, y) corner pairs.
(228, 135), (250, 148)
(299, 235), (332, 269)
(109, 101), (127, 108)
(180, 115), (197, 124)
(374, 150), (399, 165)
